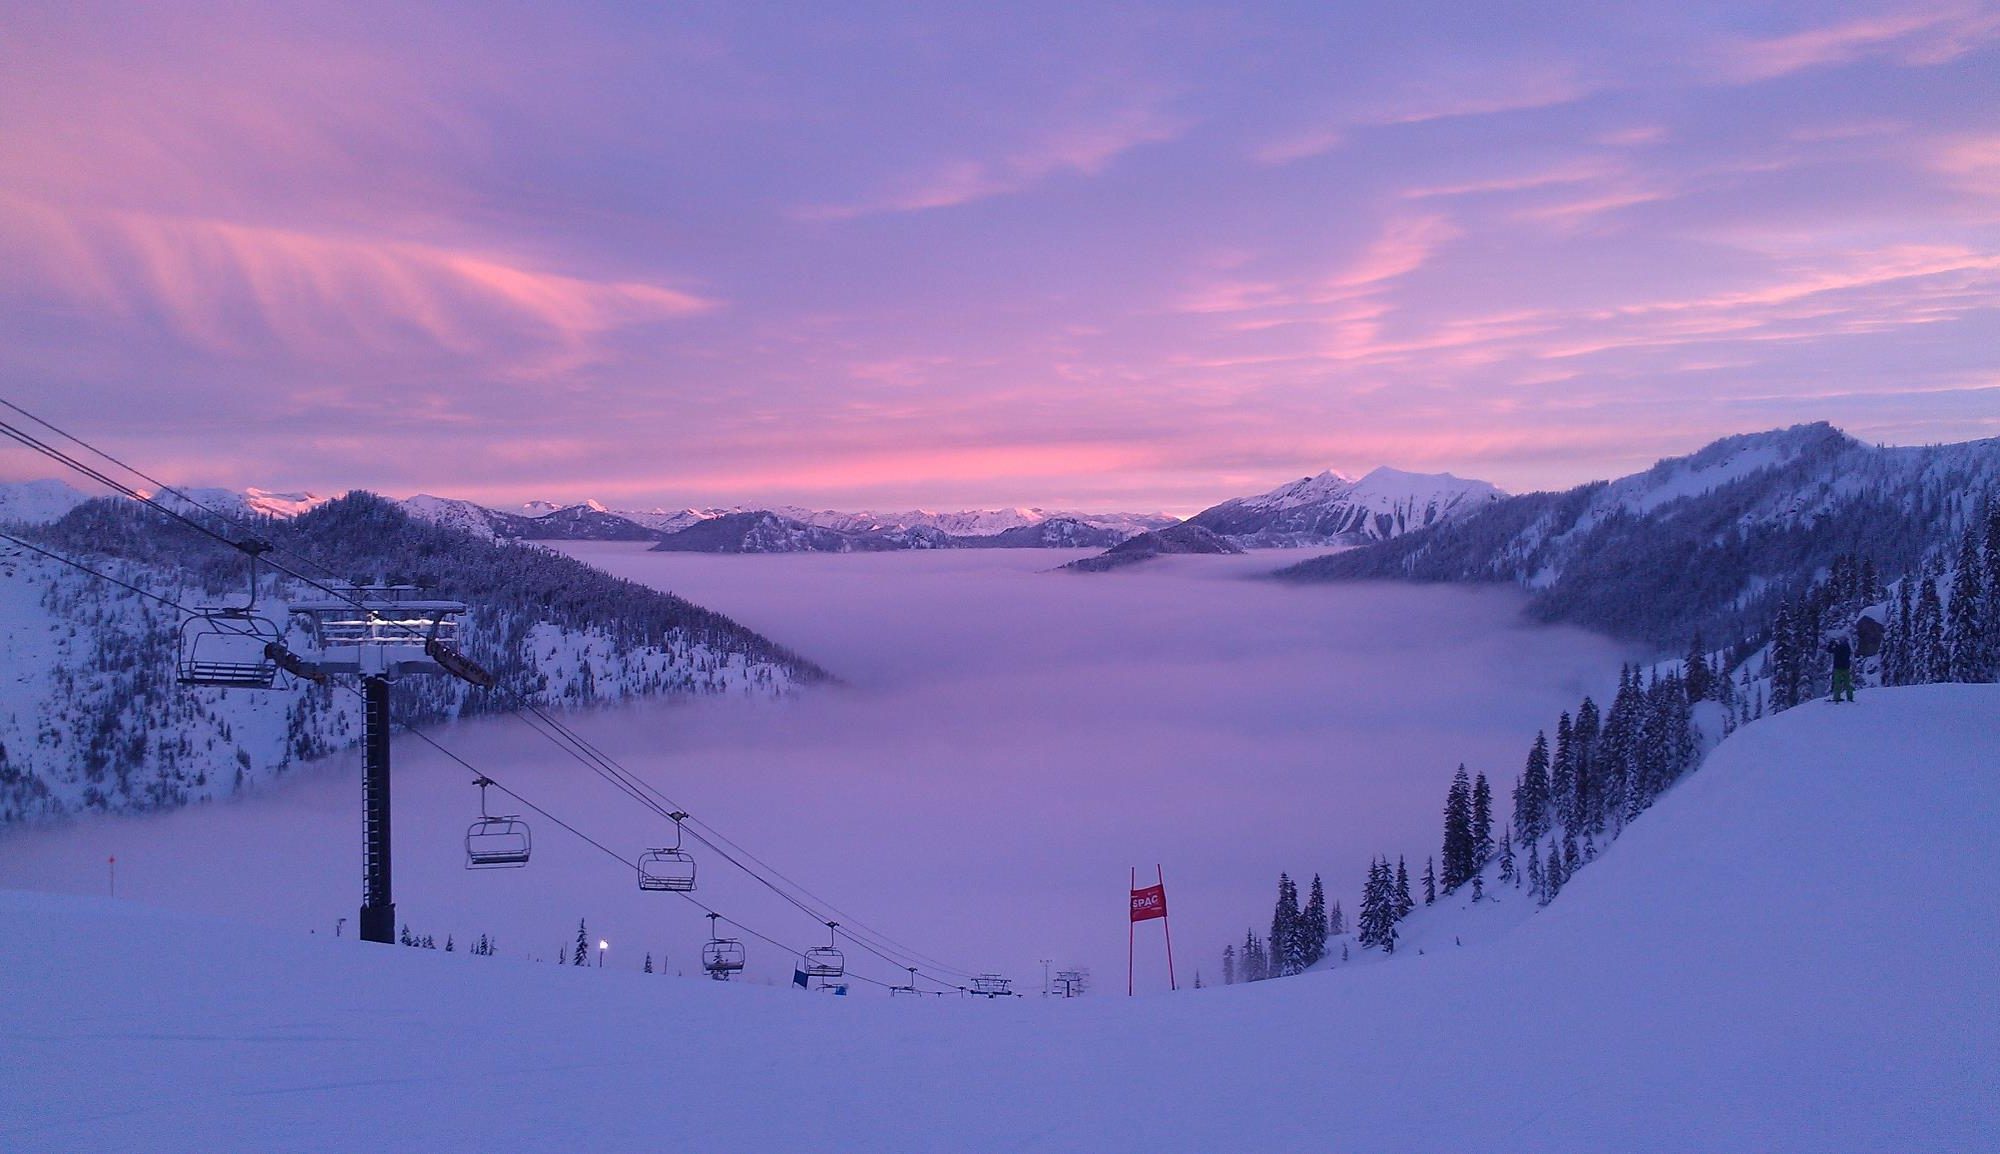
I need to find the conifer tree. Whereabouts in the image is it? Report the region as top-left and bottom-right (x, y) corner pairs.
(1358, 858), (1397, 954)
(1270, 873), (1300, 977)
(1471, 773), (1494, 868)
(573, 919), (590, 967)
(1514, 731), (1551, 845)
(1422, 856), (1436, 906)
(1947, 527), (1987, 682)
(1242, 929), (1266, 982)
(1329, 900), (1344, 937)
(1442, 765), (1474, 891)
(1573, 697), (1600, 818)
(1985, 506), (2000, 676)
(644, 952), (654, 974)
(1915, 571), (1946, 682)
(1684, 631), (1711, 702)
(444, 935), (454, 952)
(1499, 829), (1515, 884)
(1394, 857), (1413, 921)
(1770, 606), (1798, 711)
(1301, 874), (1329, 968)
(1886, 577), (1914, 686)
(1541, 840), (1564, 905)
(1526, 837), (1543, 897)
(1222, 943), (1235, 986)
(1554, 711), (1579, 834)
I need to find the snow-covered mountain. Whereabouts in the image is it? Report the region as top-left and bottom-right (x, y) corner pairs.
(767, 505), (1176, 538)
(0, 492), (826, 824)
(649, 510), (958, 553)
(8, 685), (1991, 1149)
(158, 486), (338, 520)
(1280, 422), (2000, 647)
(9, 481), (1171, 553)
(0, 478), (91, 524)
(1188, 465), (1505, 547)
(1062, 522), (1244, 572)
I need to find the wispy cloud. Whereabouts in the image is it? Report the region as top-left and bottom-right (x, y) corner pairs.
(0, 197), (716, 369)
(798, 105), (1184, 220)
(1711, 4), (2000, 83)
(1255, 68), (1584, 166)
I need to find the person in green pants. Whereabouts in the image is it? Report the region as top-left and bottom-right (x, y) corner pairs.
(1826, 634), (1855, 702)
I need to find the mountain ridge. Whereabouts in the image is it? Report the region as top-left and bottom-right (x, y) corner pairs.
(1276, 422), (2000, 648)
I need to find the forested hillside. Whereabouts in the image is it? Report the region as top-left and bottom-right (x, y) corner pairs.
(1278, 424), (2000, 648)
(0, 493), (826, 824)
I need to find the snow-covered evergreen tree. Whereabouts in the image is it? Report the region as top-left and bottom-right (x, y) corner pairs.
(1441, 766), (1473, 891)
(1947, 527), (1986, 682)
(1357, 858), (1397, 954)
(1270, 873), (1300, 977)
(1300, 874), (1328, 969)
(1915, 571), (1946, 683)
(1513, 730), (1551, 845)
(1471, 773), (1493, 868)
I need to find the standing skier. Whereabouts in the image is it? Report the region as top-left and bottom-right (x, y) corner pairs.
(1826, 633), (1855, 703)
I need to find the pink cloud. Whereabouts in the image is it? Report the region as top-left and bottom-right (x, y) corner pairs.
(798, 104), (1184, 220)
(1712, 5), (2000, 83)
(1931, 134), (2000, 199)
(0, 199), (715, 369)
(1254, 69), (1583, 167)
(1321, 214), (1461, 295)
(1403, 159), (1626, 201)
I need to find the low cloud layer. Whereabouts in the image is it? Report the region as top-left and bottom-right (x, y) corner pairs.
(0, 550), (1629, 991)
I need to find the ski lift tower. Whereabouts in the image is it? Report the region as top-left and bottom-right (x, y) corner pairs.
(290, 584), (494, 945)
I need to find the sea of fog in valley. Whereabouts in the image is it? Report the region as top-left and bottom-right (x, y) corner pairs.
(0, 547), (1631, 993)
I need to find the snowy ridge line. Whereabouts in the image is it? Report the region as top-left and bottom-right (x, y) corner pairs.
(1277, 422), (2000, 647)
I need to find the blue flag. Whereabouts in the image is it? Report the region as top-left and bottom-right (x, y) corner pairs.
(793, 968), (809, 989)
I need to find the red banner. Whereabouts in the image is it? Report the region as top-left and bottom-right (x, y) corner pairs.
(1130, 883), (1167, 922)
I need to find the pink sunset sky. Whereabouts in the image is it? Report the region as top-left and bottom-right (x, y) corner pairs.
(2, 2), (1997, 514)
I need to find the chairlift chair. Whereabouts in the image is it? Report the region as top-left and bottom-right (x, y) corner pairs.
(464, 777), (531, 868)
(702, 913), (745, 980)
(637, 811), (697, 892)
(177, 610), (285, 688)
(802, 921), (845, 979)
(177, 539), (284, 690)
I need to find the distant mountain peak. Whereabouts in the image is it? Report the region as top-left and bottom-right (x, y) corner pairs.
(1186, 465), (1503, 547)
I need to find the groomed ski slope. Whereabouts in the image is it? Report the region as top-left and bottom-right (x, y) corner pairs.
(3, 686), (1995, 1152)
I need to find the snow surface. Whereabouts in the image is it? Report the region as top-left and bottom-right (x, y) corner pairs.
(2, 684), (1992, 1151)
